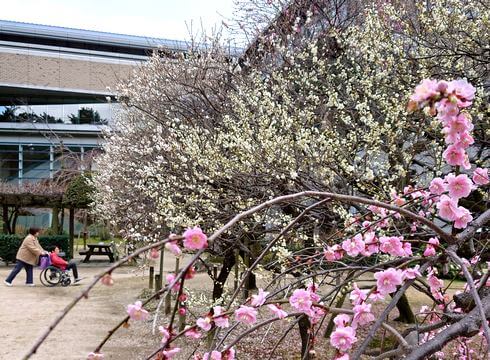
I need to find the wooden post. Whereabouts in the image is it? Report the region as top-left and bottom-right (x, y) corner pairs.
(155, 274), (161, 291)
(69, 208), (74, 259)
(164, 290), (171, 315)
(213, 264), (218, 280)
(149, 266), (154, 289)
(83, 211), (88, 249)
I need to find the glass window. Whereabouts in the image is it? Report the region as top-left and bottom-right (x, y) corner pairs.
(22, 145), (51, 181)
(0, 144), (19, 181)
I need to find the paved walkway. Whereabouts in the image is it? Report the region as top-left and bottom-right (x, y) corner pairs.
(0, 252), (186, 359)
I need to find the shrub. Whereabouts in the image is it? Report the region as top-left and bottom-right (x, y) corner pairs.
(0, 235), (21, 265)
(38, 235), (70, 259)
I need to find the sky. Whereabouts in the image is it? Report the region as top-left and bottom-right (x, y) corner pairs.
(0, 0), (235, 41)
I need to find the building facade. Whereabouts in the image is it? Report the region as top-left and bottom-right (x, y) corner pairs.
(0, 19), (190, 184)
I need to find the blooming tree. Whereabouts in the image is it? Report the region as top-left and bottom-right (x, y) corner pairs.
(82, 0), (490, 358)
(26, 78), (490, 360)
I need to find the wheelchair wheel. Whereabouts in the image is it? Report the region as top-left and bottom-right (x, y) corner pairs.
(60, 275), (71, 287)
(40, 266), (62, 287)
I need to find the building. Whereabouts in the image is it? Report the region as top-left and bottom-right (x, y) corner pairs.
(0, 19), (191, 185)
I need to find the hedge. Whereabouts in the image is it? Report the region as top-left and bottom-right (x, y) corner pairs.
(0, 234), (70, 264)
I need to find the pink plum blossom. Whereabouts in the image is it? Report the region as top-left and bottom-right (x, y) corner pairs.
(473, 168), (489, 185)
(323, 246), (339, 261)
(391, 190), (406, 206)
(197, 316), (213, 331)
(330, 326), (357, 352)
(436, 195), (461, 221)
(429, 177), (446, 195)
(184, 326), (201, 339)
(423, 245), (436, 257)
(150, 248), (160, 259)
(166, 273), (181, 292)
(402, 242), (413, 256)
(87, 353), (104, 360)
(454, 206), (473, 229)
(309, 306), (326, 325)
(183, 226), (208, 250)
(306, 283), (321, 302)
(333, 314), (351, 328)
(436, 98), (459, 123)
(235, 306), (257, 325)
(165, 241), (182, 256)
(100, 273), (114, 286)
(453, 131), (475, 149)
(251, 288), (269, 307)
(213, 306), (230, 328)
(369, 290), (384, 302)
(203, 351), (222, 360)
(444, 173), (473, 199)
(352, 303), (375, 327)
(410, 79), (438, 103)
(185, 267), (196, 280)
(267, 304), (288, 319)
(363, 232), (379, 255)
(349, 283), (367, 305)
(443, 144), (467, 167)
(428, 273), (444, 292)
(402, 265), (422, 280)
(429, 237), (440, 246)
(341, 234), (365, 257)
(127, 301), (149, 321)
(447, 79), (476, 107)
(222, 348), (236, 360)
(334, 354), (350, 360)
(289, 289), (313, 313)
(374, 268), (403, 295)
(379, 236), (405, 257)
(162, 347), (181, 359)
(444, 112), (473, 135)
(159, 326), (171, 343)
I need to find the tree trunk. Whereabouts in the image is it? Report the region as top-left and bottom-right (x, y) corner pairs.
(298, 315), (312, 360)
(69, 208), (75, 259)
(212, 251), (236, 301)
(51, 207), (60, 232)
(2, 205), (10, 234)
(11, 209), (19, 234)
(394, 293), (416, 323)
(59, 207), (65, 234)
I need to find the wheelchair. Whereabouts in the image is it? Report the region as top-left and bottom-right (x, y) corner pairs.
(40, 266), (72, 287)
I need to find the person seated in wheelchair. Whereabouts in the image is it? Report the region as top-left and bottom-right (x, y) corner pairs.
(49, 245), (82, 283)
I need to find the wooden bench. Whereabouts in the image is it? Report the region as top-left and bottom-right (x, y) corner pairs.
(82, 244), (115, 263)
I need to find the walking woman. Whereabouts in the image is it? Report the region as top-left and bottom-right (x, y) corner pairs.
(4, 227), (46, 286)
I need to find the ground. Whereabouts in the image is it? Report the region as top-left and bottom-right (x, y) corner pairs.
(0, 252), (185, 360)
(0, 252), (471, 360)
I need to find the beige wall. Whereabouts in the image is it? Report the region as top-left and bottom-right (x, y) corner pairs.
(0, 52), (136, 92)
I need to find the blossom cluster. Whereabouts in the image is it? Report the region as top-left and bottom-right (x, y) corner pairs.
(410, 78), (488, 228)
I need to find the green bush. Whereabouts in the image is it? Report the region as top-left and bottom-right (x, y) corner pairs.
(38, 235), (70, 259)
(0, 235), (21, 265)
(0, 234), (70, 264)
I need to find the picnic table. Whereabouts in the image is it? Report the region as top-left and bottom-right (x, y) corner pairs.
(81, 244), (115, 263)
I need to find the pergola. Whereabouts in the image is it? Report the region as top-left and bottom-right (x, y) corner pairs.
(1, 192), (86, 257)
